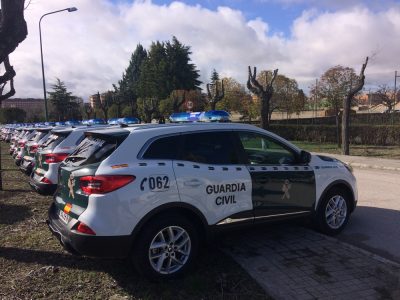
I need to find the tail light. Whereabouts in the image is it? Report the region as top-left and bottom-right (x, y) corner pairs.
(41, 177), (53, 184)
(45, 153), (69, 164)
(18, 141), (25, 147)
(76, 222), (96, 235)
(30, 144), (39, 153)
(80, 175), (135, 195)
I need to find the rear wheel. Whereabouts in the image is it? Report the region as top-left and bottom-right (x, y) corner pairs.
(132, 214), (199, 280)
(315, 187), (351, 235)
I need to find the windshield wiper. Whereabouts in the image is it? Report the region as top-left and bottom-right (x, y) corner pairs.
(64, 155), (86, 162)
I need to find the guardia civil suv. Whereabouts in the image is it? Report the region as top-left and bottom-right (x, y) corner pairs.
(47, 123), (357, 280)
(30, 125), (109, 194)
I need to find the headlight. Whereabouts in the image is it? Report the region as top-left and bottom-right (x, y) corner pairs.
(343, 163), (353, 174)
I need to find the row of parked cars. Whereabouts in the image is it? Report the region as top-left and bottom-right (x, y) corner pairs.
(2, 118), (136, 191)
(1, 113), (357, 280)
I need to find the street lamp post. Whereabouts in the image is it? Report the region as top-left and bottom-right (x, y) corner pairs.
(39, 7), (78, 122)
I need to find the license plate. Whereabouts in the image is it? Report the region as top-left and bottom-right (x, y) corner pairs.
(33, 172), (42, 181)
(59, 210), (70, 224)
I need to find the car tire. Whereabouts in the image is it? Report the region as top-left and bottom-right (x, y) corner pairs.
(315, 187), (351, 235)
(131, 214), (199, 280)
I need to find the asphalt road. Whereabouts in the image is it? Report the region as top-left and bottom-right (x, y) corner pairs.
(338, 168), (400, 263)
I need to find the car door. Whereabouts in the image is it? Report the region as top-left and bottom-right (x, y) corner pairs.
(235, 131), (315, 219)
(172, 131), (253, 226)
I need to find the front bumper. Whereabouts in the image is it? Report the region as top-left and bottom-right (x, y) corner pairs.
(47, 203), (132, 258)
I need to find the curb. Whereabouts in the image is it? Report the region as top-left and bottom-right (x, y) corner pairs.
(346, 162), (400, 172)
(314, 152), (400, 172)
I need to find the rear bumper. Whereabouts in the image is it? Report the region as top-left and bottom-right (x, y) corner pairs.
(15, 157), (22, 167)
(20, 163), (33, 175)
(47, 203), (132, 258)
(29, 175), (57, 195)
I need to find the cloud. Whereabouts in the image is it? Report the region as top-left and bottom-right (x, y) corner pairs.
(8, 0), (400, 101)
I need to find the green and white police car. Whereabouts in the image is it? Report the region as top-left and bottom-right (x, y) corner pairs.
(47, 123), (357, 279)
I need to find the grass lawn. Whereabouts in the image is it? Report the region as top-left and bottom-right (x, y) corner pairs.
(0, 142), (268, 300)
(292, 141), (400, 159)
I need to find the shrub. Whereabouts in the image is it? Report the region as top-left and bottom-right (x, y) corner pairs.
(268, 124), (400, 146)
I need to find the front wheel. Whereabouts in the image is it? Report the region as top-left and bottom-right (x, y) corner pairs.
(315, 187), (351, 235)
(131, 214), (199, 280)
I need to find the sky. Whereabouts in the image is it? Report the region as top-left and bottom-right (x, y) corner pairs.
(7, 0), (400, 100)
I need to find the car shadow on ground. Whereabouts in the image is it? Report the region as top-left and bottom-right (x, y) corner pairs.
(337, 205), (400, 263)
(0, 202), (32, 225)
(0, 244), (264, 298)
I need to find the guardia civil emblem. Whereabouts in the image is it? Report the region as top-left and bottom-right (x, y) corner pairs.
(281, 179), (291, 200)
(68, 174), (75, 199)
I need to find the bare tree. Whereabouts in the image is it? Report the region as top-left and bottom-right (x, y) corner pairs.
(82, 103), (93, 119)
(170, 89), (187, 112)
(0, 0), (27, 103)
(97, 91), (112, 122)
(311, 65), (358, 147)
(0, 0), (27, 190)
(141, 98), (158, 123)
(207, 79), (224, 110)
(247, 66), (278, 129)
(342, 57), (368, 155)
(375, 84), (396, 113)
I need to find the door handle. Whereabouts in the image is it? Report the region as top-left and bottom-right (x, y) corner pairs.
(184, 179), (202, 187)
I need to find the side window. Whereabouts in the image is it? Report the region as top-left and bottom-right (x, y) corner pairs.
(143, 135), (181, 160)
(239, 132), (296, 165)
(181, 132), (239, 164)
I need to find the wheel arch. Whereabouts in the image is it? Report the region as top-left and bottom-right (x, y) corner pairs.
(130, 202), (209, 246)
(316, 180), (356, 213)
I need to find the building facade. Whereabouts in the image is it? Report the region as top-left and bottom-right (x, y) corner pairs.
(1, 98), (44, 111)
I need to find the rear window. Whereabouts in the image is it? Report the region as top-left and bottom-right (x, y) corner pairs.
(41, 134), (65, 150)
(30, 131), (47, 143)
(64, 135), (122, 167)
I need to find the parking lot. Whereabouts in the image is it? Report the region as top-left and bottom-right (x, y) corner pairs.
(0, 142), (267, 299)
(223, 167), (400, 299)
(1, 141), (400, 299)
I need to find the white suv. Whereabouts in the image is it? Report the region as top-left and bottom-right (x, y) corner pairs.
(47, 123), (357, 279)
(30, 125), (109, 194)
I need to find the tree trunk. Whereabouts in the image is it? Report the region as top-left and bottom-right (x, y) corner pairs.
(335, 113), (341, 148)
(341, 57), (368, 155)
(261, 95), (270, 129)
(342, 96), (351, 155)
(210, 101), (216, 111)
(0, 141), (2, 190)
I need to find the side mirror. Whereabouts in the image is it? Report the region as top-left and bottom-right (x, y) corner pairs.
(299, 150), (312, 164)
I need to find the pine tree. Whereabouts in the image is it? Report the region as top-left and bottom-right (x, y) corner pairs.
(211, 69), (219, 82)
(119, 44), (147, 116)
(165, 36), (201, 91)
(48, 78), (80, 121)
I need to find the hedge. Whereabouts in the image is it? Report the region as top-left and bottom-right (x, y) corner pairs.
(271, 113), (400, 126)
(268, 124), (400, 146)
